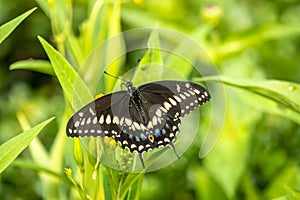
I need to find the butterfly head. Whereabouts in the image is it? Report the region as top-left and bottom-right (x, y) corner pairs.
(125, 82), (136, 94)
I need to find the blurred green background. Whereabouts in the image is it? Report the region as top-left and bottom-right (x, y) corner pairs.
(1, 0), (300, 199)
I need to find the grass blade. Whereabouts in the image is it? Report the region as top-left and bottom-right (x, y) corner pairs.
(196, 76), (300, 123)
(0, 117), (55, 174)
(0, 7), (36, 44)
(38, 36), (93, 110)
(10, 59), (54, 75)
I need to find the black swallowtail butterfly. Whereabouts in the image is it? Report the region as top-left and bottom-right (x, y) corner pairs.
(66, 80), (210, 168)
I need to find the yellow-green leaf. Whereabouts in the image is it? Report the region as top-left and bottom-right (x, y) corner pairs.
(0, 8), (36, 44)
(0, 117), (55, 174)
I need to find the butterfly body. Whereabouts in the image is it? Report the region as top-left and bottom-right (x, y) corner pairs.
(67, 80), (210, 168)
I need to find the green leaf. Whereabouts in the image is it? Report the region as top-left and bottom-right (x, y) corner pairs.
(80, 1), (124, 93)
(119, 173), (144, 200)
(38, 36), (93, 110)
(132, 29), (163, 85)
(35, 0), (50, 17)
(266, 164), (300, 199)
(12, 159), (72, 185)
(126, 174), (144, 200)
(196, 76), (300, 123)
(0, 117), (54, 174)
(0, 7), (36, 44)
(285, 186), (300, 200)
(10, 59), (54, 75)
(17, 112), (49, 167)
(213, 23), (300, 60)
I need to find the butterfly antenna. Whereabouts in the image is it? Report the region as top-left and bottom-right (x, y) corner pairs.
(104, 71), (128, 83)
(169, 142), (180, 159)
(138, 153), (145, 169)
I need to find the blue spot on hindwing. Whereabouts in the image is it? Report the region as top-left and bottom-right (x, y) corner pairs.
(154, 128), (160, 137)
(135, 136), (140, 142)
(140, 133), (147, 140)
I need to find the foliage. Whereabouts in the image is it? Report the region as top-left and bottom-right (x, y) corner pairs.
(0, 0), (300, 200)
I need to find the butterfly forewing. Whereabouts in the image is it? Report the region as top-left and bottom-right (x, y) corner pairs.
(66, 80), (211, 168)
(138, 80), (210, 118)
(67, 91), (130, 138)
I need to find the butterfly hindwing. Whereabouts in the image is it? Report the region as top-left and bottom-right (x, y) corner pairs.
(66, 80), (211, 168)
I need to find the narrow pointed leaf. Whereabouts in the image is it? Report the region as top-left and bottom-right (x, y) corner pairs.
(10, 59), (54, 75)
(38, 36), (93, 110)
(0, 8), (36, 44)
(0, 117), (54, 174)
(196, 76), (300, 123)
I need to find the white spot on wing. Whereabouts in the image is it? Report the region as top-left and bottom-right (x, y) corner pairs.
(152, 116), (157, 126)
(74, 121), (80, 128)
(194, 89), (200, 94)
(99, 115), (104, 124)
(93, 117), (98, 124)
(106, 114), (111, 124)
(172, 126), (177, 131)
(188, 90), (195, 95)
(163, 101), (172, 110)
(164, 138), (170, 143)
(147, 121), (153, 129)
(173, 95), (182, 103)
(180, 94), (186, 100)
(113, 116), (119, 124)
(169, 97), (177, 106)
(133, 122), (141, 130)
(120, 117), (124, 125)
(138, 145), (144, 151)
(89, 108), (96, 115)
(155, 109), (162, 117)
(184, 92), (190, 97)
(176, 84), (181, 92)
(86, 117), (91, 124)
(125, 118), (132, 126)
(140, 123), (147, 131)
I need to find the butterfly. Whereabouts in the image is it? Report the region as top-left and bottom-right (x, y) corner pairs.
(66, 80), (210, 168)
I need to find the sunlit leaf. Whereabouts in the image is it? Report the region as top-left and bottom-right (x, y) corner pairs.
(10, 59), (54, 75)
(196, 76), (300, 123)
(213, 23), (300, 60)
(38, 36), (93, 110)
(132, 29), (163, 85)
(119, 173), (144, 200)
(0, 7), (36, 44)
(17, 112), (49, 167)
(0, 117), (54, 174)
